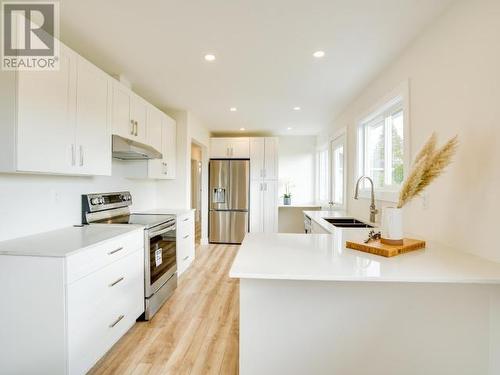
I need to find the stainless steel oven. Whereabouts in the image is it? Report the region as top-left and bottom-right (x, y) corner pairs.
(144, 220), (177, 319)
(82, 191), (178, 320)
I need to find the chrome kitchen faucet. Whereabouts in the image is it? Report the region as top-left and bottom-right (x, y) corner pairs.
(354, 176), (378, 223)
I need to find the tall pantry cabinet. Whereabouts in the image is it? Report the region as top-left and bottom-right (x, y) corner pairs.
(249, 137), (279, 233)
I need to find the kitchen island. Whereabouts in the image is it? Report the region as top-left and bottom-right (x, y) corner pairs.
(230, 231), (500, 375)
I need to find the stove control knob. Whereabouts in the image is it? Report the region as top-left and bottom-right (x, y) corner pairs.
(90, 197), (100, 205)
(99, 197), (105, 204)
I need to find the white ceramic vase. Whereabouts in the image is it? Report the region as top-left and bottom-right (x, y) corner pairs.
(381, 207), (403, 245)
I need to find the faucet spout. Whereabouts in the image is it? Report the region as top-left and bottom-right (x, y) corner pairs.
(354, 176), (378, 223)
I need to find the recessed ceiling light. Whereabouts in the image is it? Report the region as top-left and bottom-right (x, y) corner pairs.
(204, 54), (216, 62)
(287, 127), (293, 130)
(313, 50), (325, 58)
(240, 127), (245, 131)
(230, 107), (237, 112)
(293, 106), (301, 111)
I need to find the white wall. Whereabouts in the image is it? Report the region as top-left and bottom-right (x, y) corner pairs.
(278, 136), (316, 204)
(322, 0), (500, 261)
(157, 110), (210, 243)
(0, 110), (210, 243)
(0, 169), (157, 241)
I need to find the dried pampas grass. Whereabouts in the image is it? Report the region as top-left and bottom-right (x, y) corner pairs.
(397, 133), (458, 208)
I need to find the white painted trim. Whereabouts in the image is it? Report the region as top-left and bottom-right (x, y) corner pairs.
(354, 80), (410, 203)
(330, 130), (347, 210)
(200, 237), (209, 245)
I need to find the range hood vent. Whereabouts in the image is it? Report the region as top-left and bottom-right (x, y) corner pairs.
(112, 135), (162, 160)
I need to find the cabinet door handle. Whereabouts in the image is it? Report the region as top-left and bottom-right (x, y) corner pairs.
(130, 120), (135, 135)
(183, 255), (189, 261)
(183, 234), (190, 239)
(109, 276), (124, 287)
(134, 121), (139, 136)
(109, 314), (125, 328)
(264, 183), (267, 191)
(108, 246), (124, 255)
(259, 183), (263, 191)
(71, 144), (76, 166)
(183, 218), (189, 222)
(79, 145), (84, 166)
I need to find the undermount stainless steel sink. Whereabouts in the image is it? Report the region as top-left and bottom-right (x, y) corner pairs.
(324, 218), (374, 228)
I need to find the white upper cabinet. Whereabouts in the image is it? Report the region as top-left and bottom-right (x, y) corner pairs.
(162, 115), (177, 179)
(130, 95), (148, 144)
(147, 107), (163, 153)
(15, 45), (77, 174)
(112, 82), (133, 139)
(112, 83), (148, 144)
(210, 138), (250, 158)
(0, 43), (112, 176)
(249, 137), (279, 180)
(263, 137), (279, 180)
(75, 57), (112, 176)
(249, 138), (265, 180)
(148, 112), (176, 179)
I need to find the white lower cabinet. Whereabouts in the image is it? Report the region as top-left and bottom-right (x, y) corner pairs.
(68, 249), (143, 375)
(311, 220), (330, 234)
(0, 229), (144, 375)
(250, 180), (278, 233)
(176, 211), (195, 275)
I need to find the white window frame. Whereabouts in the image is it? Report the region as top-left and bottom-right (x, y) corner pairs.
(330, 131), (347, 210)
(355, 80), (410, 203)
(315, 144), (330, 206)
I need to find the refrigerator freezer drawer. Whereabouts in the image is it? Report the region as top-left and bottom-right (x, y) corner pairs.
(209, 211), (248, 244)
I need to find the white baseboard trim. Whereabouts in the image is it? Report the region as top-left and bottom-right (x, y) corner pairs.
(200, 237), (209, 245)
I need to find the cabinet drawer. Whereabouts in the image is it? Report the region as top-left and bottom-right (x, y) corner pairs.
(177, 213), (195, 238)
(67, 249), (144, 375)
(66, 229), (143, 284)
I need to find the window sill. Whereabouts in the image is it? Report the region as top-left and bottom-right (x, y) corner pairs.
(356, 189), (399, 204)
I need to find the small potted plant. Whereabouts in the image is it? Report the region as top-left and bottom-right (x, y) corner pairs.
(282, 182), (293, 205)
(381, 133), (458, 245)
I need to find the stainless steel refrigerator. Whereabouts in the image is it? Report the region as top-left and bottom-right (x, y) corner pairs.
(209, 159), (250, 244)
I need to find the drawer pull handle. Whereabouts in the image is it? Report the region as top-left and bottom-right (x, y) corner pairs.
(183, 218), (189, 222)
(109, 314), (125, 328)
(109, 277), (124, 287)
(183, 235), (189, 239)
(108, 247), (124, 255)
(183, 255), (189, 261)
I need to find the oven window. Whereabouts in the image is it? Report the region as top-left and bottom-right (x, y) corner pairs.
(149, 230), (176, 285)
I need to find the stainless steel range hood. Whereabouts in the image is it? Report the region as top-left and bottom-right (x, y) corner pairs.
(112, 135), (162, 160)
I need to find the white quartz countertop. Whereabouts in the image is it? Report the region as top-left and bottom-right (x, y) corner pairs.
(278, 204), (322, 208)
(135, 208), (195, 216)
(229, 232), (500, 284)
(0, 225), (143, 258)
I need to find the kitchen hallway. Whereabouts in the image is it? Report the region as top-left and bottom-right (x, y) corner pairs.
(89, 244), (239, 375)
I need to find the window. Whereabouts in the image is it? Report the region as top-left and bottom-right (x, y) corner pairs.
(316, 147), (329, 204)
(357, 88), (409, 201)
(331, 134), (346, 209)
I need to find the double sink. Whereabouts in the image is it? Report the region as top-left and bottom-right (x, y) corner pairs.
(324, 218), (374, 229)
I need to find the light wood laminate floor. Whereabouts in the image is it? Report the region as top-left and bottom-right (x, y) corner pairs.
(89, 244), (240, 375)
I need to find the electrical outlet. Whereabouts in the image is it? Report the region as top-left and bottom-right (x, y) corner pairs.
(51, 190), (61, 204)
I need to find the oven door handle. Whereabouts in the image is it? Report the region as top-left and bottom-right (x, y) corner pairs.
(149, 224), (176, 238)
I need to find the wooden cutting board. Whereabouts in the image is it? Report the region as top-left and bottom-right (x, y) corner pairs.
(346, 238), (426, 257)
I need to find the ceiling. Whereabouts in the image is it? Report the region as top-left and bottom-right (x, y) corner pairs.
(60, 0), (455, 135)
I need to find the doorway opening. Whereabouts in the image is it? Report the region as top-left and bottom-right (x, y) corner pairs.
(191, 143), (202, 244)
